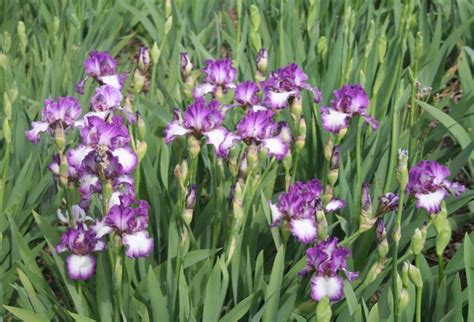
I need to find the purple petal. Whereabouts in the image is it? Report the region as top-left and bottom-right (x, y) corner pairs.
(415, 189), (448, 214)
(26, 121), (49, 143)
(325, 199), (346, 212)
(111, 146), (138, 173)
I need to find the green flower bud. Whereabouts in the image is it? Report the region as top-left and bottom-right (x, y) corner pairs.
(3, 92), (11, 120)
(295, 117), (306, 151)
(290, 97), (303, 119)
(415, 32), (423, 59)
(365, 261), (384, 284)
(322, 185), (333, 205)
(54, 127), (66, 153)
(53, 17), (60, 35)
(136, 141), (147, 162)
(316, 297), (332, 322)
(150, 42), (160, 65)
(359, 213), (376, 232)
(59, 155), (69, 188)
(396, 149), (408, 189)
(336, 128), (348, 142)
(401, 262), (410, 287)
(246, 144), (259, 171)
(3, 118), (11, 144)
(0, 53), (8, 70)
(183, 208), (193, 226)
(282, 153), (292, 173)
(233, 180), (244, 223)
(408, 264), (423, 288)
(323, 138), (334, 161)
(187, 136), (201, 159)
(3, 31), (11, 52)
(227, 146), (240, 178)
(133, 69), (146, 93)
(164, 16), (173, 35)
(17, 21), (27, 54)
(316, 210), (328, 240)
(174, 160), (188, 190)
(377, 35), (387, 63)
(410, 227), (425, 255)
(397, 288), (409, 316)
(436, 227), (451, 257)
(165, 0), (172, 18)
(137, 113), (146, 140)
(249, 5), (260, 30)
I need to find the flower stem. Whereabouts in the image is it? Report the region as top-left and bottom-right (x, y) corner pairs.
(339, 230), (362, 247)
(438, 253), (444, 282)
(391, 188), (405, 322)
(415, 254), (422, 322)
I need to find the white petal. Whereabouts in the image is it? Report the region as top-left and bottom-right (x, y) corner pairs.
(321, 107), (350, 133)
(325, 199), (346, 212)
(123, 231), (154, 258)
(98, 75), (121, 89)
(205, 128), (226, 148)
(68, 145), (94, 169)
(415, 189), (447, 214)
(251, 105), (268, 111)
(111, 147), (137, 173)
(164, 121), (191, 143)
(269, 202), (283, 226)
(264, 90), (294, 109)
(290, 218), (317, 243)
(192, 83), (215, 98)
(66, 254), (96, 280)
(311, 276), (344, 302)
(91, 220), (112, 238)
(26, 121), (49, 143)
(262, 137), (288, 160)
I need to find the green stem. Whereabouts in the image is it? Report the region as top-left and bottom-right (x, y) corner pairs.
(391, 188), (405, 322)
(291, 151), (300, 183)
(355, 121), (363, 223)
(415, 254), (422, 322)
(438, 253), (444, 283)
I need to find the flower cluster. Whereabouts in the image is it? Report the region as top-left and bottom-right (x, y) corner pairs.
(407, 160), (465, 214)
(300, 237), (358, 302)
(269, 180), (345, 243)
(164, 54), (324, 161)
(26, 50), (152, 280)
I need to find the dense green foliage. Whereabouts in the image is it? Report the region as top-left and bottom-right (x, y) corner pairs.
(0, 0), (473, 321)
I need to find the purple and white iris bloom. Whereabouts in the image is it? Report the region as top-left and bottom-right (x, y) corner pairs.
(261, 63), (322, 110)
(236, 110), (288, 160)
(300, 237), (358, 302)
(91, 85), (123, 112)
(377, 192), (400, 214)
(321, 84), (378, 134)
(77, 51), (127, 92)
(26, 96), (82, 143)
(104, 200), (153, 258)
(192, 59), (237, 98)
(235, 81), (261, 106)
(55, 224), (107, 280)
(269, 180), (345, 243)
(407, 160), (465, 214)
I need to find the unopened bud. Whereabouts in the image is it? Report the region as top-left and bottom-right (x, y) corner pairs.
(246, 144), (259, 171)
(377, 35), (387, 63)
(137, 113), (146, 140)
(324, 138), (334, 161)
(436, 226), (451, 257)
(164, 16), (173, 35)
(397, 288), (409, 316)
(0, 53), (8, 70)
(133, 69), (146, 92)
(295, 117), (306, 151)
(250, 5), (260, 30)
(359, 213), (376, 232)
(59, 156), (69, 188)
(415, 32), (423, 59)
(3, 92), (11, 120)
(316, 210), (328, 240)
(282, 153), (292, 173)
(174, 160), (188, 189)
(365, 261), (384, 284)
(136, 141), (147, 162)
(256, 48), (268, 75)
(337, 128), (348, 142)
(188, 136), (201, 158)
(396, 149), (408, 189)
(53, 17), (60, 35)
(228, 146), (240, 178)
(182, 209), (193, 226)
(233, 180), (244, 222)
(322, 185), (333, 205)
(401, 262), (410, 287)
(317, 37), (328, 62)
(408, 263), (423, 287)
(150, 42), (160, 65)
(290, 97), (303, 119)
(3, 31), (11, 52)
(180, 52), (193, 81)
(17, 21), (27, 54)
(165, 0), (172, 18)
(361, 183), (372, 216)
(279, 122), (292, 144)
(410, 227), (425, 255)
(185, 184), (197, 209)
(135, 46), (151, 73)
(54, 127), (66, 153)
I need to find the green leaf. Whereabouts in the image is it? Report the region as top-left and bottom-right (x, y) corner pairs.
(4, 306), (50, 322)
(219, 291), (261, 322)
(262, 245), (285, 322)
(465, 234), (474, 321)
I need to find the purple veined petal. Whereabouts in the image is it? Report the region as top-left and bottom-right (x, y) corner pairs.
(84, 51), (117, 77)
(443, 180), (465, 197)
(192, 83), (216, 98)
(66, 254), (96, 280)
(320, 107), (350, 133)
(361, 112), (379, 130)
(331, 84), (369, 114)
(325, 199), (346, 212)
(344, 269), (359, 282)
(122, 231), (154, 258)
(26, 121), (49, 143)
(415, 189), (448, 214)
(93, 239), (107, 252)
(261, 136), (289, 160)
(310, 275), (344, 302)
(204, 128), (239, 158)
(79, 174), (101, 199)
(74, 111), (110, 129)
(263, 90), (296, 109)
(91, 220), (113, 238)
(269, 201), (283, 227)
(75, 78), (87, 95)
(91, 85), (123, 112)
(111, 146), (137, 173)
(235, 81), (260, 106)
(48, 158), (60, 176)
(105, 205), (135, 232)
(202, 59), (237, 87)
(290, 218), (317, 244)
(251, 105), (268, 112)
(164, 120), (191, 144)
(307, 85), (323, 104)
(68, 145), (94, 170)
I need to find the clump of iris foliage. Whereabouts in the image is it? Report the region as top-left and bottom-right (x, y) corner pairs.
(1, 1), (473, 321)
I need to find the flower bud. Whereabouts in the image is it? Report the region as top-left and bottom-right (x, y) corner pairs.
(17, 21), (27, 54)
(436, 226), (451, 257)
(361, 183), (372, 215)
(54, 127), (66, 153)
(180, 52), (193, 81)
(3, 92), (12, 120)
(396, 149), (408, 189)
(135, 46), (150, 73)
(359, 213), (376, 233)
(282, 153), (292, 173)
(256, 48), (268, 75)
(401, 262), (410, 287)
(3, 31), (11, 52)
(232, 180), (244, 223)
(246, 144), (259, 172)
(365, 261), (384, 284)
(408, 263), (423, 288)
(249, 5), (260, 30)
(137, 113), (146, 140)
(376, 219), (389, 258)
(336, 128), (347, 142)
(415, 32), (423, 60)
(323, 138), (334, 161)
(322, 185), (333, 205)
(377, 192), (399, 215)
(410, 227), (425, 255)
(185, 184), (197, 209)
(228, 146), (240, 178)
(279, 122), (292, 144)
(133, 69), (146, 93)
(150, 42), (160, 65)
(295, 117), (306, 151)
(290, 97), (303, 119)
(0, 53), (8, 70)
(53, 17), (60, 35)
(316, 210), (328, 240)
(316, 297), (332, 322)
(3, 119), (11, 144)
(397, 288), (409, 316)
(377, 35), (387, 63)
(164, 16), (173, 35)
(317, 36), (328, 62)
(165, 0), (172, 17)
(174, 160), (188, 190)
(59, 156), (69, 188)
(136, 140), (147, 162)
(75, 79), (86, 95)
(187, 135), (201, 159)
